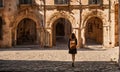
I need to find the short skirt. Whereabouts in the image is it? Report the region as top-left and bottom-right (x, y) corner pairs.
(69, 49), (77, 54)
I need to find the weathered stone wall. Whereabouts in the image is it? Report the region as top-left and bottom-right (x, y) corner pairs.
(0, 0), (44, 47)
(44, 0), (117, 48)
(1, 0), (18, 47)
(0, 0), (118, 48)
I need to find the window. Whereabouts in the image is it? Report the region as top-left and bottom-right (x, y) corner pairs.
(0, 17), (3, 40)
(19, 0), (32, 4)
(54, 0), (69, 5)
(93, 0), (98, 4)
(0, 0), (3, 7)
(89, 0), (102, 5)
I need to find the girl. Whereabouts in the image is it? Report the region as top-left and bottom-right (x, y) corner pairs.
(68, 33), (77, 67)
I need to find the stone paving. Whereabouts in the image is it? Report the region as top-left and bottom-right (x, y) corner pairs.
(0, 45), (120, 72)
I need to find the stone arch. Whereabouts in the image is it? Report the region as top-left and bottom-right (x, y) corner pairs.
(17, 18), (37, 45)
(12, 13), (42, 30)
(12, 12), (43, 46)
(85, 17), (103, 45)
(81, 11), (107, 28)
(47, 12), (75, 46)
(81, 11), (108, 47)
(47, 11), (75, 28)
(52, 18), (72, 46)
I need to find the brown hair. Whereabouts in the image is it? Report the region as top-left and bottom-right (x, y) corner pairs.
(70, 33), (76, 39)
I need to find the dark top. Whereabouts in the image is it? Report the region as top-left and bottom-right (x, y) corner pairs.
(68, 39), (77, 54)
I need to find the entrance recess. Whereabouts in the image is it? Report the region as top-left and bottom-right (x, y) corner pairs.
(85, 17), (103, 47)
(17, 18), (37, 45)
(52, 18), (72, 46)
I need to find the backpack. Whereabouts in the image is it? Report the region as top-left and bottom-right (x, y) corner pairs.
(70, 39), (76, 49)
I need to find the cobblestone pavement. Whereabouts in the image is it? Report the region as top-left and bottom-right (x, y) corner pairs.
(0, 45), (120, 72)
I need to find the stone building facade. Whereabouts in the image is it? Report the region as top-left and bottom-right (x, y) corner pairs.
(0, 0), (119, 48)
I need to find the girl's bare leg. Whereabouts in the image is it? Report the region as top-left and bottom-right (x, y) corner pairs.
(72, 54), (75, 67)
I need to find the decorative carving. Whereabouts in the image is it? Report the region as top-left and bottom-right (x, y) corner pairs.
(47, 11), (75, 27)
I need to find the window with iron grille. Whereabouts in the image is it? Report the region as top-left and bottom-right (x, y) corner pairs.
(0, 17), (3, 40)
(89, 0), (102, 5)
(19, 0), (32, 4)
(0, 0), (3, 7)
(54, 0), (69, 5)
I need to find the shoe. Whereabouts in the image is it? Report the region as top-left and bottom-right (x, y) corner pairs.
(72, 63), (74, 67)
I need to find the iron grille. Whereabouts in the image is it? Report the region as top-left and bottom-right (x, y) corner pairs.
(54, 0), (69, 5)
(19, 0), (32, 4)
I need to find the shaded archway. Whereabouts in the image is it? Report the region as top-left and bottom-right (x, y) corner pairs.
(52, 18), (72, 46)
(17, 18), (37, 45)
(85, 17), (103, 46)
(56, 22), (65, 36)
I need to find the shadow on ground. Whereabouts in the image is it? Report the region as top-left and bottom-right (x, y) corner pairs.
(0, 60), (119, 72)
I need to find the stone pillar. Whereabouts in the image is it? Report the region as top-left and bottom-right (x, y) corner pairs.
(49, 30), (52, 48)
(2, 21), (12, 48)
(11, 29), (16, 47)
(40, 28), (45, 47)
(36, 27), (41, 46)
(44, 28), (52, 47)
(110, 20), (115, 48)
(78, 28), (83, 48)
(73, 28), (79, 48)
(103, 25), (110, 48)
(14, 30), (17, 46)
(81, 28), (85, 47)
(110, 1), (116, 48)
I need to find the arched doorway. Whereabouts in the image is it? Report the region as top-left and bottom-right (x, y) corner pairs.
(85, 17), (103, 47)
(17, 18), (37, 45)
(56, 23), (65, 37)
(52, 18), (72, 46)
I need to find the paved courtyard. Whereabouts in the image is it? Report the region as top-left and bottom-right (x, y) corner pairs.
(0, 45), (120, 72)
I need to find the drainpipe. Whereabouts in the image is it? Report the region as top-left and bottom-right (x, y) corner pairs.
(108, 0), (112, 46)
(109, 0), (111, 22)
(79, 0), (82, 48)
(118, 0), (120, 67)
